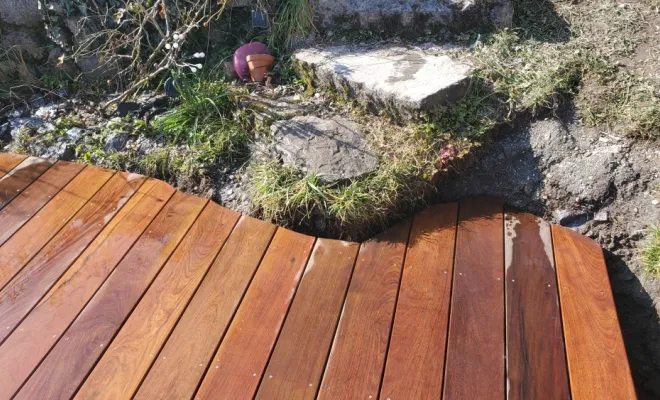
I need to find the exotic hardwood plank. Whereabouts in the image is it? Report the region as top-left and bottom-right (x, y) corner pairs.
(317, 219), (411, 400)
(379, 203), (458, 400)
(0, 172), (145, 342)
(75, 202), (240, 400)
(0, 161), (84, 247)
(443, 198), (505, 399)
(0, 165), (113, 290)
(0, 156), (53, 209)
(15, 192), (206, 400)
(505, 210), (570, 399)
(256, 238), (359, 400)
(552, 225), (637, 400)
(134, 216), (276, 400)
(0, 153), (27, 178)
(194, 229), (315, 400)
(0, 180), (171, 399)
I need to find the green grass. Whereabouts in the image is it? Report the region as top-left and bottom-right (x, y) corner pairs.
(270, 0), (315, 49)
(642, 226), (660, 277)
(249, 160), (431, 237)
(153, 77), (250, 162)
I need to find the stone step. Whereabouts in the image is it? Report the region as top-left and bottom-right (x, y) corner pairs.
(294, 45), (472, 118)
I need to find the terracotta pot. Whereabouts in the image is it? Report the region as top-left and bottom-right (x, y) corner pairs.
(246, 54), (275, 83)
(233, 42), (270, 81)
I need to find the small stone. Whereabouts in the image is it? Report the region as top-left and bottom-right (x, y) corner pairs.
(653, 199), (659, 206)
(104, 132), (129, 152)
(65, 127), (85, 142)
(593, 211), (609, 222)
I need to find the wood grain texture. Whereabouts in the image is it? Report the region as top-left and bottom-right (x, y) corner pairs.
(317, 219), (411, 400)
(0, 161), (84, 246)
(134, 216), (276, 400)
(75, 202), (240, 400)
(552, 224), (637, 400)
(379, 203), (458, 400)
(443, 197), (505, 400)
(194, 228), (315, 400)
(0, 180), (172, 399)
(505, 209), (570, 400)
(14, 192), (206, 400)
(0, 165), (113, 291)
(256, 238), (359, 400)
(0, 172), (145, 342)
(0, 156), (53, 209)
(0, 153), (27, 178)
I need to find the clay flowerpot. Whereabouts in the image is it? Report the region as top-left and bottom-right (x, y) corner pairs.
(246, 54), (275, 83)
(233, 42), (270, 81)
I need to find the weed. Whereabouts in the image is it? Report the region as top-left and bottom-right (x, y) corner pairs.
(249, 159), (431, 237)
(642, 226), (660, 277)
(270, 0), (315, 49)
(153, 76), (250, 161)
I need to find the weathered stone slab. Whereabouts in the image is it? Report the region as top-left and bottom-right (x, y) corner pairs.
(310, 0), (512, 36)
(294, 45), (471, 117)
(272, 116), (378, 183)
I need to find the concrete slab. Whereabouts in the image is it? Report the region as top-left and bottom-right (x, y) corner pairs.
(294, 45), (472, 117)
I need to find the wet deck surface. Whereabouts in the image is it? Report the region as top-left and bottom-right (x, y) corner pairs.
(0, 154), (636, 399)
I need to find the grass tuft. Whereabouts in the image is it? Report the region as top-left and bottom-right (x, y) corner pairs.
(271, 0), (315, 49)
(249, 160), (431, 238)
(642, 226), (660, 277)
(153, 77), (249, 161)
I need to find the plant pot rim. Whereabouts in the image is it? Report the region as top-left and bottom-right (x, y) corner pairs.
(246, 54), (275, 61)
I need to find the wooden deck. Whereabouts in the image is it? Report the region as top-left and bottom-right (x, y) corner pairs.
(0, 153), (637, 399)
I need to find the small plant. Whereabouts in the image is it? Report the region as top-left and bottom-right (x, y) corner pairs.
(642, 226), (660, 277)
(153, 77), (249, 161)
(249, 160), (431, 238)
(270, 0), (315, 49)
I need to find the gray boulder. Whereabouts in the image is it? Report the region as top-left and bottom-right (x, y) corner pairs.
(294, 45), (471, 117)
(272, 116), (378, 183)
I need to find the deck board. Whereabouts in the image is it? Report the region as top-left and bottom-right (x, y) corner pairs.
(380, 203), (458, 399)
(0, 172), (145, 343)
(0, 179), (170, 399)
(0, 153), (27, 178)
(134, 216), (276, 400)
(317, 219), (411, 400)
(75, 202), (239, 399)
(552, 225), (637, 399)
(0, 153), (636, 400)
(0, 161), (84, 246)
(443, 198), (505, 399)
(0, 165), (113, 291)
(256, 238), (359, 400)
(0, 156), (53, 208)
(194, 229), (315, 399)
(14, 192), (206, 400)
(504, 209), (570, 399)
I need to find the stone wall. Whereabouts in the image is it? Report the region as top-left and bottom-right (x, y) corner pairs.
(309, 0), (513, 37)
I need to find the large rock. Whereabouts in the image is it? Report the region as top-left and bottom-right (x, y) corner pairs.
(294, 45), (471, 117)
(310, 0), (512, 36)
(272, 116), (378, 183)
